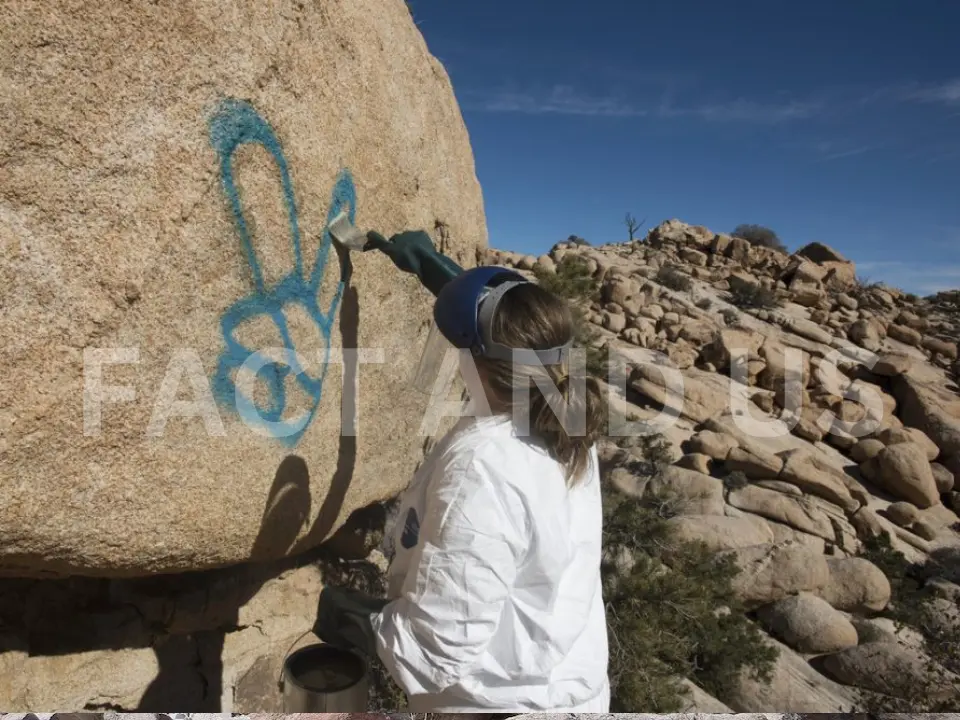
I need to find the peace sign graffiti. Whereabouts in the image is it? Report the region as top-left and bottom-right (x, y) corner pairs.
(208, 98), (354, 446)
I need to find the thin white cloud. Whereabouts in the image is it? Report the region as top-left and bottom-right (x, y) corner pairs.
(474, 85), (648, 117)
(857, 261), (960, 296)
(815, 144), (880, 163)
(670, 98), (822, 123)
(905, 78), (960, 105)
(473, 86), (821, 124)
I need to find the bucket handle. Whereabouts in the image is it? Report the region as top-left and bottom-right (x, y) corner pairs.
(277, 629), (314, 692)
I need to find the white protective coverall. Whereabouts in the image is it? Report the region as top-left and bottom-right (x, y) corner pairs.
(370, 412), (610, 712)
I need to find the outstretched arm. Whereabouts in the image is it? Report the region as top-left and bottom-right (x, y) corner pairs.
(365, 230), (464, 297)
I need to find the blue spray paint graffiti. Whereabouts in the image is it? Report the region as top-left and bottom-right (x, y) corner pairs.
(208, 98), (356, 446)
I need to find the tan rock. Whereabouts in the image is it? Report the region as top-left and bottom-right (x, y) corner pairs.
(729, 485), (836, 540)
(872, 352), (912, 377)
(0, 0), (486, 576)
(877, 443), (941, 508)
(851, 438), (886, 463)
(786, 317), (835, 345)
(850, 507), (886, 541)
(710, 233), (733, 255)
(848, 318), (882, 351)
(685, 430), (739, 461)
(756, 592), (859, 654)
(534, 255), (556, 274)
(757, 339), (811, 391)
(725, 446), (785, 479)
(724, 633), (858, 711)
(665, 514), (775, 556)
(796, 241), (849, 264)
(680, 247), (708, 266)
(888, 323), (923, 346)
(922, 335), (959, 360)
(699, 327), (762, 371)
(892, 372), (960, 458)
(602, 311), (627, 333)
(913, 520), (938, 541)
(727, 540), (831, 607)
(679, 677), (733, 712)
(820, 642), (959, 702)
(778, 449), (859, 512)
(896, 309), (928, 330)
(819, 557), (891, 612)
(755, 479), (803, 496)
(931, 462), (955, 493)
(885, 501), (920, 527)
(836, 293), (858, 311)
(878, 426), (940, 461)
(628, 364), (733, 425)
(649, 465), (726, 516)
(602, 276), (640, 306)
(676, 453), (713, 475)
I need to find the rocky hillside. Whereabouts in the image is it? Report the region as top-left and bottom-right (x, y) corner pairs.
(483, 220), (960, 711)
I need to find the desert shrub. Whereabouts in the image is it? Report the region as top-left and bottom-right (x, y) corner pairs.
(721, 308), (740, 326)
(656, 265), (693, 293)
(722, 469), (750, 491)
(731, 224), (787, 253)
(855, 533), (960, 711)
(534, 256), (608, 378)
(728, 282), (781, 310)
(904, 292), (919, 303)
(568, 234), (591, 246)
(695, 297), (713, 310)
(535, 255), (598, 302)
(603, 465), (777, 710)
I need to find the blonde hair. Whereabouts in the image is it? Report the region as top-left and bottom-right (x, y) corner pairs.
(476, 282), (606, 485)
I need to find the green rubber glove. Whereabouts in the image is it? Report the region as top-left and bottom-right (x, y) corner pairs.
(365, 230), (463, 297)
(313, 585), (389, 658)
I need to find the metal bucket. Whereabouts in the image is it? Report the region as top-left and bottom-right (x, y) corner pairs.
(281, 643), (370, 712)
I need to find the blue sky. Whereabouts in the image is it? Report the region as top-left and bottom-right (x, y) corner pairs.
(409, 0), (960, 295)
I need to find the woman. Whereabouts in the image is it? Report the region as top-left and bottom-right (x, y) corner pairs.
(315, 230), (609, 713)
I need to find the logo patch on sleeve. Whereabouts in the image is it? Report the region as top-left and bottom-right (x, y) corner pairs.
(400, 507), (421, 549)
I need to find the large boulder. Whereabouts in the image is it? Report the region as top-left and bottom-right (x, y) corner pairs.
(728, 486), (836, 541)
(820, 642), (959, 702)
(0, 0), (486, 576)
(648, 465), (726, 515)
(796, 242), (849, 264)
(778, 449), (859, 512)
(877, 443), (941, 508)
(756, 592), (859, 654)
(723, 633), (858, 711)
(727, 540), (831, 607)
(848, 319), (882, 352)
(819, 557), (891, 612)
(892, 372), (960, 459)
(794, 243), (857, 291)
(664, 515), (775, 555)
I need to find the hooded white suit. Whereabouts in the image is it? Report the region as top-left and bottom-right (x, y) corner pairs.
(370, 412), (609, 712)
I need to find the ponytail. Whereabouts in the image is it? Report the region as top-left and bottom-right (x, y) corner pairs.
(477, 283), (607, 485)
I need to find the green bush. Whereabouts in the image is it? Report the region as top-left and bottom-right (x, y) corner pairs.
(657, 265), (693, 292)
(534, 256), (608, 378)
(603, 466), (777, 710)
(535, 255), (598, 302)
(731, 224), (787, 253)
(728, 282), (781, 310)
(856, 533), (960, 710)
(721, 308), (740, 326)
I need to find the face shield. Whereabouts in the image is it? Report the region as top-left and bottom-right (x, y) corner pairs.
(411, 320), (459, 395)
(412, 266), (574, 395)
